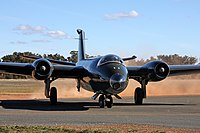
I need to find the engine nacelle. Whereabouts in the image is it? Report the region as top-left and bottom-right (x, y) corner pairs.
(143, 60), (170, 81)
(32, 59), (54, 80)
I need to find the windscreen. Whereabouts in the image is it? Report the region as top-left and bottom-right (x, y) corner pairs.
(98, 54), (123, 66)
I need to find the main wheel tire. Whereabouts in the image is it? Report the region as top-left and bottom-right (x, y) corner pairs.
(99, 95), (105, 108)
(134, 87), (143, 105)
(50, 87), (57, 105)
(106, 95), (113, 108)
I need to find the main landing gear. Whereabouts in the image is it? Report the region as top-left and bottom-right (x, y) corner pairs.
(98, 94), (113, 108)
(45, 78), (58, 105)
(50, 87), (57, 105)
(134, 79), (148, 105)
(134, 87), (143, 105)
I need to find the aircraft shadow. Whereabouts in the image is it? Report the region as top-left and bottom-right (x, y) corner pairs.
(0, 100), (96, 111)
(0, 99), (192, 111)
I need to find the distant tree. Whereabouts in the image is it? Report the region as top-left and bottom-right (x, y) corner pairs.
(157, 54), (197, 65)
(43, 53), (66, 61)
(1, 52), (39, 63)
(127, 54), (198, 66)
(67, 50), (95, 63)
(67, 50), (78, 63)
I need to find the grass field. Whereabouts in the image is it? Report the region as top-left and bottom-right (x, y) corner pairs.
(0, 124), (199, 133)
(0, 125), (167, 133)
(0, 126), (121, 133)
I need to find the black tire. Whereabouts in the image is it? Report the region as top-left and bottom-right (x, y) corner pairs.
(99, 95), (105, 108)
(50, 87), (57, 105)
(134, 87), (143, 105)
(106, 95), (113, 108)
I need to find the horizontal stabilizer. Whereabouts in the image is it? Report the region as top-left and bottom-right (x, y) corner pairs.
(122, 56), (137, 61)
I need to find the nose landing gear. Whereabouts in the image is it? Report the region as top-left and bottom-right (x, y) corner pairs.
(98, 94), (113, 108)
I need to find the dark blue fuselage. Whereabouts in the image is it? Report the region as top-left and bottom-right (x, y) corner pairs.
(76, 54), (129, 95)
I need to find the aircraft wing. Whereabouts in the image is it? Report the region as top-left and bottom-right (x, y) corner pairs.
(127, 62), (200, 81)
(0, 61), (88, 79)
(0, 62), (34, 76)
(169, 65), (200, 76)
(126, 66), (144, 78)
(52, 65), (88, 78)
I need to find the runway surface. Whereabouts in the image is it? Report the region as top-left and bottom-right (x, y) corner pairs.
(0, 95), (199, 129)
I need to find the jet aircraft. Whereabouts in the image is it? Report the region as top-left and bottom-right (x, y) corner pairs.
(0, 29), (200, 108)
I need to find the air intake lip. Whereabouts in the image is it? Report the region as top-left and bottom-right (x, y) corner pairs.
(155, 63), (170, 78)
(32, 58), (54, 80)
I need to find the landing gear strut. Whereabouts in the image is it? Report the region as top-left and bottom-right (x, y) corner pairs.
(44, 78), (58, 105)
(98, 94), (113, 108)
(99, 95), (105, 108)
(134, 79), (148, 105)
(105, 95), (113, 108)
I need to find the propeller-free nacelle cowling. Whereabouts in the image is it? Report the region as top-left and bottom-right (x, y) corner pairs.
(143, 60), (170, 81)
(32, 59), (54, 80)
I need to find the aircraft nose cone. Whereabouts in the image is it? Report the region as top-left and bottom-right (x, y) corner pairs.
(110, 74), (126, 90)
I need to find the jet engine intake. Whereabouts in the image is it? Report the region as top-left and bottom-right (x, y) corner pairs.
(32, 59), (54, 80)
(143, 60), (170, 81)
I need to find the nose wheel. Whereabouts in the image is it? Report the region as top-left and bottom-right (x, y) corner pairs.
(99, 95), (113, 108)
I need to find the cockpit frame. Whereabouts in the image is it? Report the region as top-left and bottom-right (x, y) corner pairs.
(97, 54), (124, 67)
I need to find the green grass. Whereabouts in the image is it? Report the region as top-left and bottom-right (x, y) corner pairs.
(0, 126), (168, 133)
(0, 126), (120, 133)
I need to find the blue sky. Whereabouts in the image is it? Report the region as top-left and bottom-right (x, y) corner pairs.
(0, 0), (200, 59)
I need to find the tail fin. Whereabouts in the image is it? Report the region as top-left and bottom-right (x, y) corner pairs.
(77, 29), (86, 61)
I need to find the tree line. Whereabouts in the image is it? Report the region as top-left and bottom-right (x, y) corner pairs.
(0, 51), (199, 79)
(127, 54), (198, 66)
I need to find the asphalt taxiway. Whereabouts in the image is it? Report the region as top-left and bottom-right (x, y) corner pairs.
(0, 96), (199, 129)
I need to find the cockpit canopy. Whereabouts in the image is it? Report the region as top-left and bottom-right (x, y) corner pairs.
(98, 54), (123, 66)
